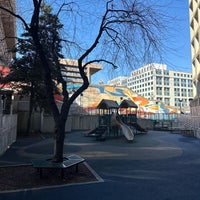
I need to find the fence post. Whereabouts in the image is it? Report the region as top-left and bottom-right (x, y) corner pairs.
(0, 95), (2, 128)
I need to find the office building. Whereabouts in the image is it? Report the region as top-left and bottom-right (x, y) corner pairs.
(60, 59), (102, 84)
(189, 0), (200, 107)
(107, 76), (128, 86)
(108, 63), (193, 108)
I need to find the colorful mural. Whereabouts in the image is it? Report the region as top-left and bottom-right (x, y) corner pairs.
(56, 84), (178, 116)
(0, 66), (179, 117)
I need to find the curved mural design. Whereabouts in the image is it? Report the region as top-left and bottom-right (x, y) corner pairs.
(56, 84), (178, 116)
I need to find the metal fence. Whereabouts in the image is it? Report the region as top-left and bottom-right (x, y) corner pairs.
(137, 111), (178, 121)
(177, 113), (200, 138)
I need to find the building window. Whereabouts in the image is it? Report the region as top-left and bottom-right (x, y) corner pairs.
(174, 78), (180, 86)
(174, 88), (180, 96)
(164, 70), (169, 75)
(181, 79), (186, 87)
(156, 69), (162, 75)
(156, 97), (162, 101)
(164, 98), (170, 105)
(156, 76), (162, 85)
(188, 80), (193, 87)
(188, 89), (193, 97)
(156, 87), (162, 95)
(164, 87), (170, 96)
(164, 77), (169, 85)
(181, 88), (187, 97)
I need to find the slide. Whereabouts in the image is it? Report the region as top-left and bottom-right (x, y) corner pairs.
(111, 113), (134, 141)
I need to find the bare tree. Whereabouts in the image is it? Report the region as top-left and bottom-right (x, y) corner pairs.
(0, 0), (165, 162)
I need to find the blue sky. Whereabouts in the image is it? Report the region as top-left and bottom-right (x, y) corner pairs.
(16, 0), (192, 84)
(92, 0), (192, 83)
(159, 0), (191, 72)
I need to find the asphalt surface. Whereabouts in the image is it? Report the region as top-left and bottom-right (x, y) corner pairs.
(1, 130), (200, 200)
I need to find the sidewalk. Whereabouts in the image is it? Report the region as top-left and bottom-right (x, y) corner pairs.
(1, 130), (200, 200)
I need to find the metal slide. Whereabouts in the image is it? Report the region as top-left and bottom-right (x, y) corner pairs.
(111, 113), (134, 141)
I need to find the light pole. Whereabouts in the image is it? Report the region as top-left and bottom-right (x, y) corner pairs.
(0, 95), (3, 128)
(179, 98), (183, 114)
(80, 93), (83, 113)
(189, 98), (193, 115)
(0, 95), (2, 115)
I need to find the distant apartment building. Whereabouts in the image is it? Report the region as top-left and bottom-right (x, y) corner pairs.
(108, 63), (193, 108)
(107, 76), (128, 86)
(60, 59), (102, 84)
(189, 0), (200, 107)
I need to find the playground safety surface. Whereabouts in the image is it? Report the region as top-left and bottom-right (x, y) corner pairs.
(2, 130), (200, 200)
(0, 133), (100, 192)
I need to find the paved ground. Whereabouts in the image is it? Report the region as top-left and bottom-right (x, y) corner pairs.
(1, 130), (200, 200)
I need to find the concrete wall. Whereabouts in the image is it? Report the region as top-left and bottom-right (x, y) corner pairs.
(41, 114), (99, 133)
(40, 115), (151, 132)
(41, 114), (72, 133)
(17, 112), (41, 133)
(0, 114), (17, 155)
(17, 112), (99, 133)
(70, 115), (99, 130)
(17, 111), (154, 134)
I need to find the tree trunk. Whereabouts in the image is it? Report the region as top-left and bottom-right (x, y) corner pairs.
(52, 119), (66, 162)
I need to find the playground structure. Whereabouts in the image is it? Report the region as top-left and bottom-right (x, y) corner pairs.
(119, 99), (138, 124)
(119, 99), (147, 134)
(86, 99), (147, 141)
(86, 99), (120, 141)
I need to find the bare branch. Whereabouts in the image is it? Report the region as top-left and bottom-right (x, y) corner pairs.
(78, 2), (110, 63)
(83, 59), (118, 69)
(56, 2), (74, 17)
(0, 6), (29, 30)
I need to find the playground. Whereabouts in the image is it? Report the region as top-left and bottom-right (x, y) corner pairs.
(85, 99), (147, 141)
(54, 84), (180, 138)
